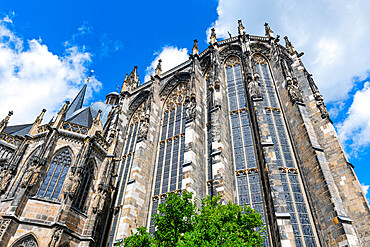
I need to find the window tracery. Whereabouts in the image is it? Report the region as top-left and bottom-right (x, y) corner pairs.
(11, 235), (38, 247)
(38, 149), (72, 199)
(72, 160), (94, 211)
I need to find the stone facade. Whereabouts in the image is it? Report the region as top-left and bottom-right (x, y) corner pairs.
(0, 20), (368, 247)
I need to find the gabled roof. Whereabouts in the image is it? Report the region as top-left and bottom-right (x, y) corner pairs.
(3, 123), (32, 137)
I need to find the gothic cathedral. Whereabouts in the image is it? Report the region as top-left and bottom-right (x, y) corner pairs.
(0, 21), (368, 247)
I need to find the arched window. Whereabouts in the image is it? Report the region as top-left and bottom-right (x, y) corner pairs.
(148, 83), (187, 234)
(224, 56), (270, 246)
(38, 149), (72, 199)
(108, 102), (144, 246)
(11, 234), (38, 247)
(72, 161), (94, 211)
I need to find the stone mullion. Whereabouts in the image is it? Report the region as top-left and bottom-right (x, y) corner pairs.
(176, 105), (185, 190)
(258, 62), (307, 247)
(111, 124), (137, 242)
(248, 58), (296, 246)
(166, 105), (180, 192)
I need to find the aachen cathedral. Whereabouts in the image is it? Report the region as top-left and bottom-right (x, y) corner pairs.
(0, 20), (368, 247)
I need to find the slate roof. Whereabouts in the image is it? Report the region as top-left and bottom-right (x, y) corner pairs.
(3, 123), (32, 137)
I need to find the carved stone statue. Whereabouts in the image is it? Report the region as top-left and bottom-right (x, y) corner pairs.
(287, 78), (303, 103)
(63, 175), (73, 195)
(238, 20), (245, 36)
(21, 161), (37, 188)
(98, 190), (107, 213)
(315, 93), (329, 118)
(210, 28), (217, 44)
(264, 22), (274, 38)
(186, 97), (196, 121)
(92, 191), (101, 213)
(49, 228), (63, 247)
(29, 164), (42, 187)
(284, 36), (295, 54)
(70, 173), (82, 197)
(155, 59), (162, 76)
(248, 78), (262, 100)
(138, 117), (149, 140)
(0, 172), (12, 194)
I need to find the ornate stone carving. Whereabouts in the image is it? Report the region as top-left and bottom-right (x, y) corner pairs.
(164, 83), (187, 113)
(264, 22), (274, 38)
(0, 218), (11, 240)
(287, 78), (303, 103)
(315, 92), (329, 118)
(49, 228), (63, 247)
(92, 190), (101, 214)
(185, 97), (196, 121)
(192, 39), (199, 55)
(155, 59), (162, 77)
(248, 76), (263, 100)
(69, 172), (82, 197)
(210, 28), (217, 44)
(138, 115), (149, 140)
(0, 171), (13, 194)
(284, 36), (295, 54)
(238, 20), (245, 36)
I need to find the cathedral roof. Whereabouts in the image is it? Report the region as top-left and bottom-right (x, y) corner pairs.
(3, 123), (32, 137)
(65, 84), (87, 120)
(65, 101), (113, 128)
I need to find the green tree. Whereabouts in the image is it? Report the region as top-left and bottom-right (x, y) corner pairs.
(122, 191), (265, 247)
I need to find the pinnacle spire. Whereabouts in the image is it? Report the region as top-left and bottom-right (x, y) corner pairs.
(238, 20), (245, 36)
(65, 84), (87, 120)
(155, 59), (162, 77)
(0, 111), (13, 133)
(121, 66), (139, 93)
(192, 39), (199, 55)
(210, 28), (217, 44)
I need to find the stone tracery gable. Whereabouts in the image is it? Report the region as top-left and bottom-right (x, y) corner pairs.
(129, 102), (146, 126)
(11, 234), (38, 247)
(159, 71), (190, 98)
(225, 56), (241, 68)
(163, 83), (187, 113)
(219, 46), (242, 64)
(127, 90), (151, 117)
(253, 54), (268, 65)
(250, 42), (271, 59)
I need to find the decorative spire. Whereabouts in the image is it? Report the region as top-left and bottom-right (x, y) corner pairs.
(264, 22), (274, 38)
(121, 66), (139, 94)
(210, 28), (217, 44)
(0, 111), (13, 133)
(53, 101), (70, 128)
(89, 110), (103, 136)
(284, 36), (295, 54)
(192, 39), (199, 55)
(238, 20), (245, 36)
(155, 59), (162, 77)
(29, 109), (46, 135)
(65, 84), (87, 120)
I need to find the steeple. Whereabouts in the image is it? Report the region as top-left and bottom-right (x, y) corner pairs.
(65, 84), (87, 120)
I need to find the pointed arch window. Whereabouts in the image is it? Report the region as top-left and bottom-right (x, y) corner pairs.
(11, 235), (38, 247)
(38, 149), (72, 199)
(72, 160), (94, 211)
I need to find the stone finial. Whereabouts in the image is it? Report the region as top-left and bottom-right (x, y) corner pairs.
(0, 111), (13, 133)
(264, 22), (274, 38)
(192, 39), (199, 55)
(29, 109), (47, 135)
(284, 36), (295, 54)
(155, 59), (162, 77)
(210, 28), (217, 44)
(238, 20), (246, 36)
(53, 101), (69, 128)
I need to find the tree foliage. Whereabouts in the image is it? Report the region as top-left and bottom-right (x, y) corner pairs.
(121, 191), (265, 247)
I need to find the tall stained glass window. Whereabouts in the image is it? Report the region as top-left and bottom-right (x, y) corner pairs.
(224, 56), (269, 246)
(108, 102), (144, 246)
(72, 161), (94, 211)
(11, 235), (38, 247)
(254, 54), (318, 247)
(38, 149), (72, 199)
(148, 83), (187, 234)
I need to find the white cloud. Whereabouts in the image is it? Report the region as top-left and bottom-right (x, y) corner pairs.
(144, 46), (189, 83)
(361, 183), (369, 197)
(0, 17), (101, 125)
(208, 0), (370, 103)
(337, 82), (370, 150)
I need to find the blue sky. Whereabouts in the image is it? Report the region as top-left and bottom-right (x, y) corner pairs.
(0, 0), (369, 200)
